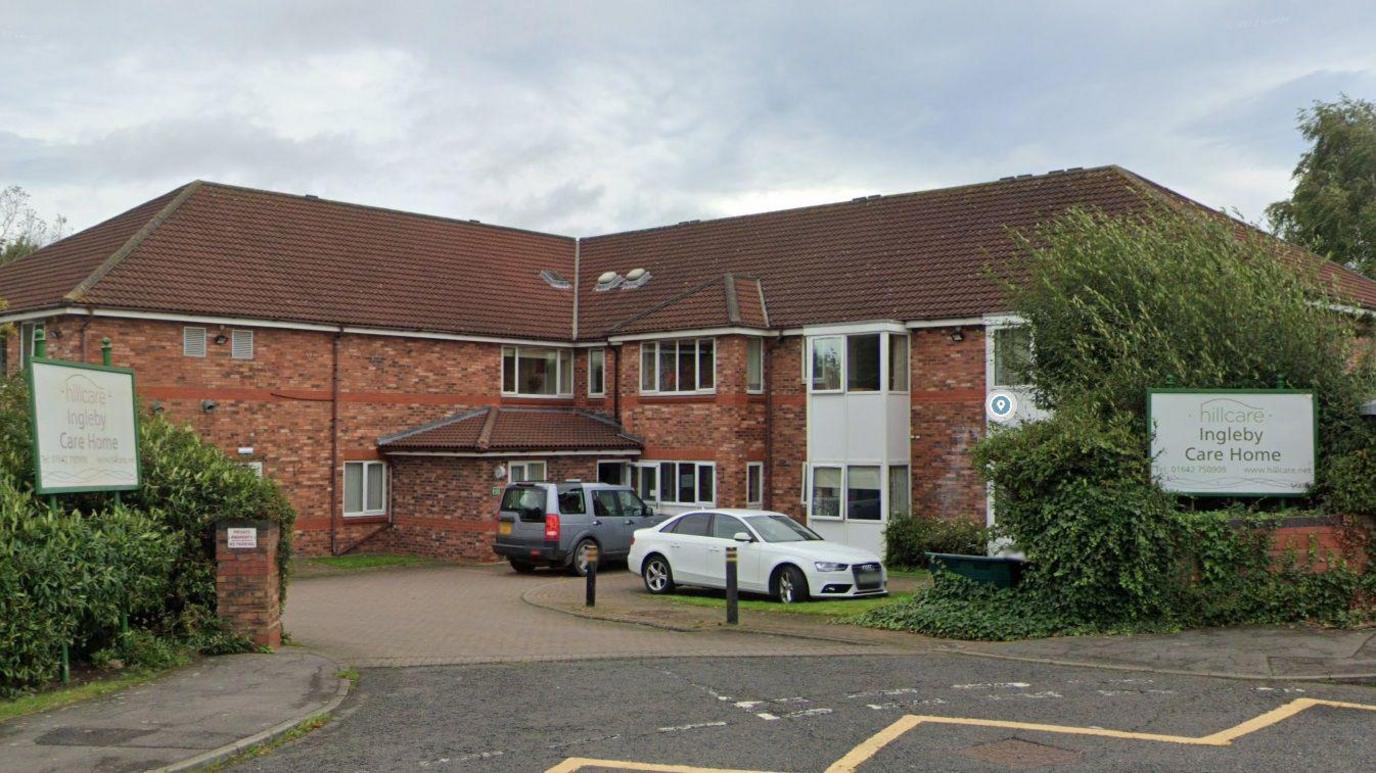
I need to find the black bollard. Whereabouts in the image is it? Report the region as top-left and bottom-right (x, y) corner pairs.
(585, 544), (598, 607)
(725, 546), (739, 625)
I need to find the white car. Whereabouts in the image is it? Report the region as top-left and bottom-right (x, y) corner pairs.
(627, 509), (887, 603)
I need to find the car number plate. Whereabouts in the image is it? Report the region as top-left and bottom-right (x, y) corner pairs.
(499, 522), (512, 535)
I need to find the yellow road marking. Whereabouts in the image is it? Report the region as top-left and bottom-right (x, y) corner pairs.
(548, 697), (1376, 773)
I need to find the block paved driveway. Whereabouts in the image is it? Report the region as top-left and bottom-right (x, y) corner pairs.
(284, 564), (899, 666)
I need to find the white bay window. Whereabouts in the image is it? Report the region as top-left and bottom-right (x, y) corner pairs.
(640, 338), (715, 393)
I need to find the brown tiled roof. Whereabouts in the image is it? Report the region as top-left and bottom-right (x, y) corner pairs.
(379, 407), (641, 453)
(0, 181), (576, 340)
(7, 167), (1376, 341)
(608, 273), (770, 335)
(577, 166), (1376, 337)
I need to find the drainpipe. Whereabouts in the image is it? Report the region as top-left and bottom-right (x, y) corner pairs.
(329, 328), (342, 556)
(764, 338), (775, 510)
(612, 346), (621, 424)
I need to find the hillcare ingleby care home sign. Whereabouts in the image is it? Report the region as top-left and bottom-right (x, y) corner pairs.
(1149, 389), (1315, 496)
(28, 358), (141, 494)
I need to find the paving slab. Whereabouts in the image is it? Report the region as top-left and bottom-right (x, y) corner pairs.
(0, 650), (346, 773)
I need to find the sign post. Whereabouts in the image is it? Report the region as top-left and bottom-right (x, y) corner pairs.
(1149, 389), (1316, 496)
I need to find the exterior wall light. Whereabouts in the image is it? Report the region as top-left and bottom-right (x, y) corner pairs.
(214, 334), (229, 345)
(950, 328), (964, 342)
(150, 401), (165, 414)
(201, 399), (217, 412)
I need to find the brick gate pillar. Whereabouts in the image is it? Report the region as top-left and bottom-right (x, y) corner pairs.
(215, 520), (282, 649)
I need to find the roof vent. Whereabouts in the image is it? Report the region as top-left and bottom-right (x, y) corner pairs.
(595, 271), (624, 292)
(677, 219), (701, 226)
(998, 176), (1016, 181)
(539, 269), (571, 290)
(621, 268), (652, 289)
(304, 194), (319, 199)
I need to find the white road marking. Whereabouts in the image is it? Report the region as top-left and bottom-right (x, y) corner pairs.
(755, 712), (780, 721)
(782, 708), (833, 719)
(846, 687), (922, 699)
(1256, 687), (1305, 693)
(657, 722), (728, 733)
(734, 701), (763, 709)
(952, 682), (1031, 690)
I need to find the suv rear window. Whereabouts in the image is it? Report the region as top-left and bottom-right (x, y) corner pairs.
(502, 487), (547, 522)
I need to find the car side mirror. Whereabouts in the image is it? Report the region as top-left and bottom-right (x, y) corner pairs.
(733, 532), (753, 543)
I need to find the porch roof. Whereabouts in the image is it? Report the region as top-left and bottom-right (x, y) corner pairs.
(378, 407), (642, 454)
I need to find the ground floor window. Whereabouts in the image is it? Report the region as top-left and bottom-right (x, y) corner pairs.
(597, 460), (628, 485)
(644, 461), (715, 506)
(344, 461), (387, 516)
(746, 462), (764, 507)
(809, 463), (909, 521)
(635, 463), (659, 502)
(508, 460), (547, 482)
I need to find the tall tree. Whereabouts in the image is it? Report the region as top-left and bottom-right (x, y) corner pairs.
(0, 185), (66, 265)
(1266, 95), (1376, 276)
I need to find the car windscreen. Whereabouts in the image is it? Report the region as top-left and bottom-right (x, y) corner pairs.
(746, 515), (823, 542)
(501, 487), (548, 523)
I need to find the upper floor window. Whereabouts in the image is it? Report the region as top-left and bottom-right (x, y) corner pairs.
(640, 338), (715, 394)
(588, 348), (606, 396)
(502, 346), (573, 397)
(809, 332), (909, 393)
(992, 326), (1033, 387)
(746, 337), (764, 393)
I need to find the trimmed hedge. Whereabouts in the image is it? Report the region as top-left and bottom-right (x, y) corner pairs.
(883, 515), (987, 568)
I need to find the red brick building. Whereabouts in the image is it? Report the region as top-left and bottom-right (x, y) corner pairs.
(4, 167), (1375, 559)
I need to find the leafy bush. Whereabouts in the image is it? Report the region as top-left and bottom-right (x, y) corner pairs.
(870, 206), (1376, 640)
(0, 479), (177, 694)
(884, 515), (987, 568)
(0, 372), (295, 694)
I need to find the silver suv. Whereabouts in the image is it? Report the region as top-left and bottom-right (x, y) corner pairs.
(494, 481), (661, 575)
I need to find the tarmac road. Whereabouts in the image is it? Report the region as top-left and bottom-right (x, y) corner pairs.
(233, 653), (1376, 772)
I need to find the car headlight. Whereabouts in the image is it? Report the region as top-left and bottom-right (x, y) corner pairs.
(814, 562), (849, 572)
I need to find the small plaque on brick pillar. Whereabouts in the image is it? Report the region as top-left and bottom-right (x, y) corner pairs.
(227, 527), (257, 549)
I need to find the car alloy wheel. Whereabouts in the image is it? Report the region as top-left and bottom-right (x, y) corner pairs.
(643, 556), (674, 594)
(777, 566), (807, 604)
(569, 539), (595, 577)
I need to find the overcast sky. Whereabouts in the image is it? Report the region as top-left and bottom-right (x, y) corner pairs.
(3, 1), (1373, 237)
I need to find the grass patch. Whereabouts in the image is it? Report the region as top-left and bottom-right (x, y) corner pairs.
(0, 665), (175, 723)
(666, 591), (915, 620)
(335, 667), (360, 686)
(295, 554), (444, 577)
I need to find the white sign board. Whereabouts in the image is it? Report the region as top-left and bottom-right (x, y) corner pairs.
(1149, 390), (1315, 496)
(29, 359), (140, 494)
(227, 527), (258, 549)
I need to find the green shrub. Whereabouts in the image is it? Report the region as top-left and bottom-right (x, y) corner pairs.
(0, 372), (296, 694)
(876, 206), (1376, 641)
(0, 479), (177, 694)
(884, 515), (987, 567)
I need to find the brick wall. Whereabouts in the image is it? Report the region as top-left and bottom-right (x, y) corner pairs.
(617, 335), (767, 511)
(767, 336), (806, 519)
(910, 326), (988, 523)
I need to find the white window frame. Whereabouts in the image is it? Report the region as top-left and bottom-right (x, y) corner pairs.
(183, 326), (207, 358)
(746, 337), (765, 394)
(508, 460), (548, 482)
(501, 345), (574, 397)
(596, 459), (628, 485)
(889, 333), (910, 392)
(808, 332), (910, 395)
(634, 462), (660, 502)
(989, 324), (1034, 389)
(242, 461), (264, 478)
(808, 464), (844, 520)
(808, 463), (911, 522)
(231, 329), (254, 360)
(20, 322), (44, 364)
(746, 462), (764, 507)
(588, 348), (606, 397)
(646, 460), (716, 506)
(638, 338), (717, 395)
(343, 460), (387, 517)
